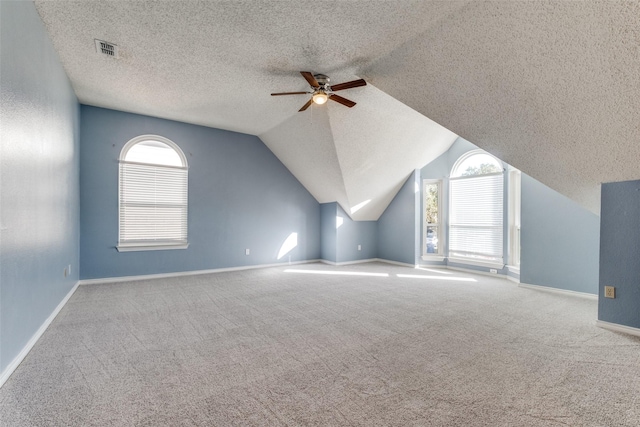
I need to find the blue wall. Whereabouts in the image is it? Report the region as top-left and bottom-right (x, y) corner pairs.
(336, 204), (377, 263)
(319, 202), (377, 263)
(520, 174), (600, 294)
(80, 106), (320, 279)
(0, 1), (80, 373)
(377, 171), (420, 265)
(320, 203), (337, 263)
(599, 180), (640, 328)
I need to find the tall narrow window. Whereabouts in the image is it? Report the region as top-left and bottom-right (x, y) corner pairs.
(423, 179), (442, 258)
(449, 150), (504, 267)
(117, 135), (188, 252)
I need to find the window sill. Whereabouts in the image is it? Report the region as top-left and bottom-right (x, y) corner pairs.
(507, 265), (520, 274)
(447, 256), (504, 270)
(116, 243), (189, 252)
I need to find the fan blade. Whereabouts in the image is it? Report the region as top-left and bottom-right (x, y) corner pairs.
(299, 99), (313, 112)
(300, 71), (319, 88)
(330, 79), (367, 92)
(329, 94), (356, 108)
(271, 92), (308, 96)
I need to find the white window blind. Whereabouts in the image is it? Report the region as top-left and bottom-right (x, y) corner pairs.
(119, 161), (188, 245)
(449, 173), (503, 263)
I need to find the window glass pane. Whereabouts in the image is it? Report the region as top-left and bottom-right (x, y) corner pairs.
(452, 153), (501, 177)
(125, 140), (183, 166)
(425, 184), (438, 225)
(426, 226), (438, 254)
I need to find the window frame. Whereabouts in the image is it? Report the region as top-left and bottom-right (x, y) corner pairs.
(116, 135), (189, 252)
(448, 150), (505, 269)
(422, 179), (444, 260)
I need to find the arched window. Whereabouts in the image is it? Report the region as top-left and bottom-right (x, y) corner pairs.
(451, 151), (502, 177)
(449, 150), (504, 266)
(117, 135), (188, 251)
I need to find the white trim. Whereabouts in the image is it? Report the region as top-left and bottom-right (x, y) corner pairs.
(320, 258), (378, 266)
(374, 258), (416, 268)
(506, 265), (520, 275)
(116, 243), (189, 252)
(416, 264), (449, 270)
(0, 281), (80, 388)
(446, 265), (506, 278)
(518, 282), (598, 300)
(319, 258), (416, 267)
(596, 320), (640, 338)
(448, 256), (504, 270)
(79, 260), (321, 285)
(320, 258), (416, 268)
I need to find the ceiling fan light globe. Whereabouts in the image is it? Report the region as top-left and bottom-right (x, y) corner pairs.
(312, 92), (328, 105)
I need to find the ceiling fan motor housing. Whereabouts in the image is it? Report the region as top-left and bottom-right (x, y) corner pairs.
(314, 74), (330, 88)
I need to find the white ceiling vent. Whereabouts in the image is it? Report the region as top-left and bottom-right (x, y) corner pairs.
(94, 39), (119, 58)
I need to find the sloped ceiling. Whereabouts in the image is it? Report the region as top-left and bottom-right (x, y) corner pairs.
(34, 1), (640, 217)
(363, 1), (640, 213)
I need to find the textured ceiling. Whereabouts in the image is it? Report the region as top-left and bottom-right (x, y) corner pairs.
(34, 1), (640, 217)
(34, 0), (463, 220)
(363, 0), (640, 214)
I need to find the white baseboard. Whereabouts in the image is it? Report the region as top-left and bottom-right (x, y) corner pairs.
(0, 281), (80, 388)
(320, 258), (416, 268)
(320, 258), (378, 266)
(596, 320), (640, 338)
(374, 258), (416, 268)
(518, 282), (598, 300)
(446, 265), (506, 279)
(78, 259), (322, 285)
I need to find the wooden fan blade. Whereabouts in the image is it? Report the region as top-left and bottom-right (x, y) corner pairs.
(300, 71), (319, 88)
(329, 94), (356, 108)
(299, 98), (313, 112)
(330, 79), (367, 92)
(271, 92), (308, 96)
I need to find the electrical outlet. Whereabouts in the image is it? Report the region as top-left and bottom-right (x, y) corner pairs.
(68, 264), (71, 275)
(63, 267), (68, 278)
(245, 249), (250, 255)
(490, 269), (498, 274)
(357, 245), (362, 251)
(604, 286), (615, 299)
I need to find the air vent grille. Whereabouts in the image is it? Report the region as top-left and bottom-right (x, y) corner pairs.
(94, 39), (119, 58)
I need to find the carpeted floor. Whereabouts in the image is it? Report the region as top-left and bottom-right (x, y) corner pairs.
(1, 262), (639, 426)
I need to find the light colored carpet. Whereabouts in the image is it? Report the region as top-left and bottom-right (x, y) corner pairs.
(1, 262), (639, 426)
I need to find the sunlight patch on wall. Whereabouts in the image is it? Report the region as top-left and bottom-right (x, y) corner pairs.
(277, 232), (298, 260)
(336, 216), (344, 229)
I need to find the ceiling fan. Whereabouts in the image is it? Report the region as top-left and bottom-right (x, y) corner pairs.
(271, 71), (367, 112)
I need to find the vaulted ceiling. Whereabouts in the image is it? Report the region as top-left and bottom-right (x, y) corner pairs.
(34, 1), (640, 218)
